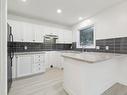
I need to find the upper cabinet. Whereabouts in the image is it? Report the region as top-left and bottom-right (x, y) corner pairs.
(8, 20), (24, 42)
(8, 19), (72, 43)
(34, 25), (44, 42)
(23, 23), (35, 42)
(63, 30), (72, 43)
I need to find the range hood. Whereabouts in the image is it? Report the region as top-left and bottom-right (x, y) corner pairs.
(44, 34), (58, 45)
(44, 34), (58, 39)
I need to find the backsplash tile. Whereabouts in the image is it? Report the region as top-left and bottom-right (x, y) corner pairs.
(72, 37), (127, 54)
(12, 42), (72, 52)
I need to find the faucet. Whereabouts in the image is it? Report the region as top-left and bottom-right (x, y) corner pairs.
(81, 42), (87, 52)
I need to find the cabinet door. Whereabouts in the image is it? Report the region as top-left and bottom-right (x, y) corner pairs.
(63, 30), (72, 43)
(45, 52), (52, 68)
(56, 29), (63, 43)
(35, 25), (44, 42)
(32, 54), (45, 74)
(17, 55), (33, 77)
(23, 23), (35, 42)
(8, 20), (24, 42)
(32, 62), (45, 74)
(34, 54), (45, 63)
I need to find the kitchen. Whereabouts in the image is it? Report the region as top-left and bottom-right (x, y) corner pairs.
(1, 0), (127, 95)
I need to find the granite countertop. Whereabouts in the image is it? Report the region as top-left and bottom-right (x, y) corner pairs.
(62, 52), (124, 63)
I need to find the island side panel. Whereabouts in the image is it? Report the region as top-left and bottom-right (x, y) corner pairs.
(63, 57), (119, 95)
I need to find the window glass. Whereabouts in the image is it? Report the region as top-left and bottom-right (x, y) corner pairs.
(80, 26), (94, 46)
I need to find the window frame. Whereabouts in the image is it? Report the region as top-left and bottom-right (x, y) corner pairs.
(76, 25), (96, 48)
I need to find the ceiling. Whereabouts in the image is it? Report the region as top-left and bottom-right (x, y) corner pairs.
(8, 0), (125, 27)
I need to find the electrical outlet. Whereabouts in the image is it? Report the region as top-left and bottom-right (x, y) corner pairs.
(96, 46), (100, 50)
(105, 46), (109, 50)
(24, 46), (28, 50)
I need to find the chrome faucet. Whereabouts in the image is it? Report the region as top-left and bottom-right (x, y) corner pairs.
(81, 42), (87, 52)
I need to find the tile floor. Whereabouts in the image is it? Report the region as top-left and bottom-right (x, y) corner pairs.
(9, 69), (68, 95)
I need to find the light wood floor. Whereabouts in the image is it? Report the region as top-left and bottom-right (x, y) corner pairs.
(9, 69), (68, 95)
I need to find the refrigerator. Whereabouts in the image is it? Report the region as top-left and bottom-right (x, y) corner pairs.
(7, 24), (14, 92)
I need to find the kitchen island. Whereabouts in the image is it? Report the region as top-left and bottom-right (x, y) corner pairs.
(62, 52), (126, 95)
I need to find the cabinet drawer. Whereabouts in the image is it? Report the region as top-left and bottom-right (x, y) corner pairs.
(34, 54), (44, 63)
(32, 63), (45, 73)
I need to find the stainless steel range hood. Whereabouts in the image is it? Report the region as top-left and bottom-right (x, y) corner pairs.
(44, 34), (58, 44)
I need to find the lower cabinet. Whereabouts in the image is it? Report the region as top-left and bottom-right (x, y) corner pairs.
(17, 55), (33, 78)
(45, 51), (63, 69)
(16, 53), (45, 78)
(32, 54), (45, 74)
(13, 51), (63, 78)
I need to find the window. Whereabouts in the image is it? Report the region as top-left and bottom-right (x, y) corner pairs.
(78, 25), (95, 48)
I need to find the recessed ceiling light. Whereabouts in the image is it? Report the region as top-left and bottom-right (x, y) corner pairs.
(57, 9), (62, 14)
(78, 17), (83, 21)
(21, 0), (27, 2)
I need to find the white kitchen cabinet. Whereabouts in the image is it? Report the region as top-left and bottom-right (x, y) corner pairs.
(8, 20), (24, 42)
(56, 29), (64, 43)
(8, 20), (35, 42)
(56, 29), (72, 44)
(32, 54), (45, 74)
(15, 53), (46, 78)
(8, 19), (73, 43)
(63, 30), (72, 43)
(45, 52), (52, 68)
(34, 25), (44, 42)
(45, 51), (63, 69)
(23, 23), (35, 42)
(16, 55), (34, 77)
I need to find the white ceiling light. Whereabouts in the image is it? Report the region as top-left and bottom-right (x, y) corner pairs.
(78, 17), (83, 21)
(57, 9), (62, 14)
(21, 0), (27, 2)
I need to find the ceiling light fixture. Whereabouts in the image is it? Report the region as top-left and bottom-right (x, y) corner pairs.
(57, 9), (62, 14)
(78, 17), (83, 21)
(21, 0), (27, 2)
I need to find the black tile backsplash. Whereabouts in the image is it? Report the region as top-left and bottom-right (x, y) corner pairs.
(72, 37), (127, 54)
(12, 42), (72, 52)
(10, 37), (127, 53)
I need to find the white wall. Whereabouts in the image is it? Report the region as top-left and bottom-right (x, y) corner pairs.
(0, 0), (7, 95)
(8, 14), (71, 30)
(72, 0), (127, 42)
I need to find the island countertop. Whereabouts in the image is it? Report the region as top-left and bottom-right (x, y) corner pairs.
(62, 52), (124, 63)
